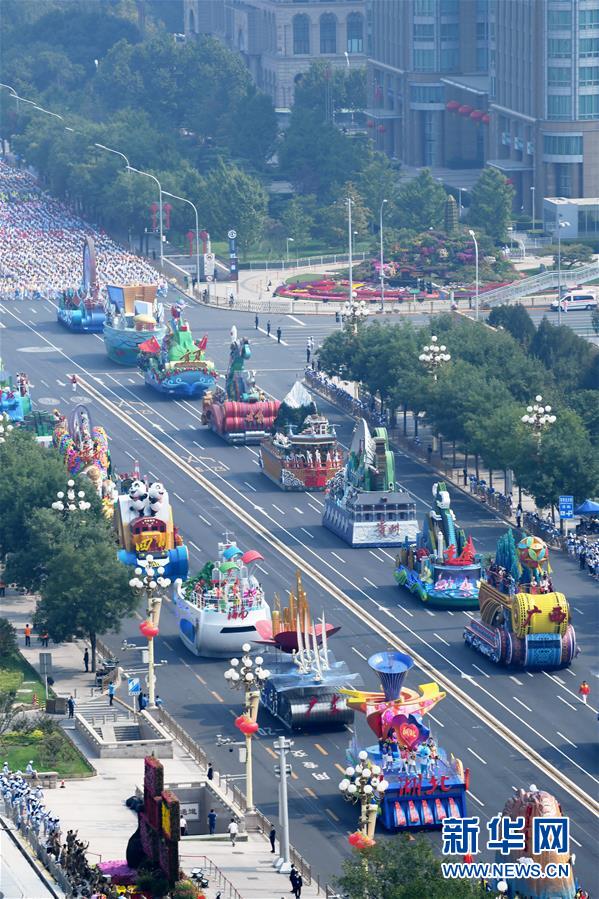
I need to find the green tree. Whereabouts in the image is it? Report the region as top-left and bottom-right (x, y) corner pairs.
(198, 160), (268, 253)
(227, 87), (277, 169)
(280, 196), (315, 247)
(468, 167), (514, 243)
(356, 152), (400, 225)
(487, 304), (537, 350)
(0, 619), (18, 659)
(530, 317), (599, 393)
(319, 183), (370, 247)
(294, 61), (366, 119)
(538, 243), (593, 269)
(337, 835), (485, 899)
(394, 169), (446, 233)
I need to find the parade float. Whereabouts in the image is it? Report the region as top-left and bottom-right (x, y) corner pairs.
(202, 327), (279, 444)
(394, 481), (482, 609)
(0, 365), (32, 422)
(322, 419), (419, 547)
(173, 534), (270, 657)
(52, 404), (114, 504)
(339, 651), (468, 832)
(56, 237), (106, 333)
(259, 382), (344, 491)
(464, 531), (577, 668)
(113, 467), (188, 580)
(495, 786), (578, 899)
(252, 571), (361, 730)
(103, 284), (166, 366)
(137, 306), (216, 398)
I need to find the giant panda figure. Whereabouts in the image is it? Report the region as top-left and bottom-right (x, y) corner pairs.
(147, 482), (166, 515)
(128, 479), (148, 517)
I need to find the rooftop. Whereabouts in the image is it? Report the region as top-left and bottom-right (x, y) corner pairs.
(544, 197), (599, 207)
(441, 74), (489, 96)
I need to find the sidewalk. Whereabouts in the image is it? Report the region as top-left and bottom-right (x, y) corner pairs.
(3, 591), (323, 899)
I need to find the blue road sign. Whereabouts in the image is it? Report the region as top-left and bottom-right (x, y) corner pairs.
(127, 676), (141, 696)
(559, 495), (574, 519)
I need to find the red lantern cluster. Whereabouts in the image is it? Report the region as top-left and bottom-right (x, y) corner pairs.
(366, 119), (375, 128)
(482, 113), (490, 124)
(458, 104), (473, 117)
(446, 100), (460, 111)
(235, 714), (259, 736)
(139, 619), (159, 639)
(470, 109), (483, 121)
(348, 831), (376, 850)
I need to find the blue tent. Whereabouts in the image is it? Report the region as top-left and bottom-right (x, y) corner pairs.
(574, 499), (599, 515)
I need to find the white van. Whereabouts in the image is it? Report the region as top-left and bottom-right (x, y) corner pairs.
(551, 289), (598, 312)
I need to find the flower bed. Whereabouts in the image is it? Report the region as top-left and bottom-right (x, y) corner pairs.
(275, 278), (440, 303)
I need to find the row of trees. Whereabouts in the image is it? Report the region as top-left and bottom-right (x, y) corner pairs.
(0, 430), (135, 671)
(318, 310), (599, 510)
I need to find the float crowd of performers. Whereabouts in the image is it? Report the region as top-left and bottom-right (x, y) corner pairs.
(487, 562), (554, 595)
(0, 161), (166, 301)
(186, 570), (263, 620)
(279, 445), (342, 470)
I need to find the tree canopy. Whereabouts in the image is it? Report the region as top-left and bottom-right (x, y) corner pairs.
(468, 167), (514, 243)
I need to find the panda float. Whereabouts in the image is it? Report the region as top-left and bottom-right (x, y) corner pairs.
(119, 478), (189, 581)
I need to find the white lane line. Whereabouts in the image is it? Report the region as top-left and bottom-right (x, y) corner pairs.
(543, 671), (598, 713)
(351, 646), (367, 661)
(397, 605), (414, 618)
(467, 747), (487, 765)
(128, 378), (135, 383)
(125, 450), (136, 460)
(566, 669), (577, 677)
(244, 481), (257, 492)
(308, 495), (324, 507)
(300, 527), (314, 539)
(272, 504), (284, 514)
(513, 696), (533, 713)
(378, 548), (395, 561)
(434, 633), (450, 646)
(467, 790), (485, 807)
(554, 675), (566, 685)
(294, 506), (304, 515)
(198, 514), (211, 526)
(251, 459), (260, 465)
(557, 695), (577, 712)
(256, 326), (289, 346)
(463, 611), (475, 619)
(307, 502), (321, 514)
(574, 607), (583, 614)
(173, 493), (185, 503)
(427, 712), (444, 728)
(509, 676), (524, 686)
(472, 664), (491, 679)
(247, 447), (259, 456)
(41, 379), (49, 387)
(331, 551), (344, 563)
(446, 610), (455, 616)
(557, 731), (578, 749)
(363, 577), (378, 589)
(571, 835), (582, 848)
(256, 563), (269, 575)
(57, 379), (66, 386)
(424, 609), (435, 617)
(287, 314), (306, 326)
(369, 550), (385, 562)
(189, 540), (202, 553)
(193, 441), (205, 449)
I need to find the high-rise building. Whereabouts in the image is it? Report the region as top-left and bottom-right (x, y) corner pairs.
(184, 0), (367, 113)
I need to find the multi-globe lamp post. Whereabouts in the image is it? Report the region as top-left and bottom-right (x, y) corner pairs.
(343, 297), (368, 334)
(224, 645), (270, 811)
(419, 335), (451, 381)
(0, 413), (14, 443)
(521, 395), (556, 444)
(129, 557), (171, 709)
(338, 750), (389, 848)
(51, 480), (92, 514)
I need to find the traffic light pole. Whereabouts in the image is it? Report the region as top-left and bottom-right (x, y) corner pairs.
(273, 736), (293, 874)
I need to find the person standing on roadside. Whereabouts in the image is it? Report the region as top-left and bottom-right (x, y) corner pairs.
(579, 680), (590, 704)
(208, 808), (217, 835)
(269, 825), (276, 853)
(24, 624), (31, 647)
(276, 326), (282, 344)
(255, 314), (259, 330)
(67, 696), (75, 719)
(266, 320), (271, 337)
(227, 817), (238, 847)
(83, 649), (89, 673)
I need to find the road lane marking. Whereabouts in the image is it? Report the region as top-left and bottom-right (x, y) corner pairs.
(351, 647), (367, 661)
(325, 808), (340, 822)
(427, 713), (444, 728)
(513, 697), (533, 713)
(425, 609), (435, 617)
(472, 664), (491, 679)
(272, 504), (284, 514)
(264, 746), (277, 759)
(557, 731), (578, 749)
(558, 695), (577, 711)
(287, 315), (306, 326)
(300, 528), (314, 539)
(198, 514), (211, 526)
(331, 551), (344, 563)
(467, 747), (487, 765)
(211, 690), (224, 703)
(189, 540), (203, 553)
(335, 763), (346, 774)
(243, 481), (257, 492)
(467, 790), (485, 807)
(192, 441), (205, 449)
(369, 550), (385, 562)
(363, 577), (377, 588)
(304, 787), (317, 798)
(434, 633), (450, 646)
(307, 502), (321, 514)
(543, 671), (598, 713)
(293, 506), (303, 515)
(308, 495), (324, 507)
(173, 492), (185, 503)
(314, 743), (328, 756)
(510, 676), (524, 686)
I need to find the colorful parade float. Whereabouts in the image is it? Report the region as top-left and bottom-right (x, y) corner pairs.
(394, 481), (481, 609)
(259, 382), (344, 491)
(340, 651), (468, 831)
(0, 364), (32, 423)
(252, 571), (361, 730)
(173, 534), (270, 657)
(113, 467), (189, 580)
(52, 404), (114, 503)
(57, 237), (106, 333)
(103, 284), (166, 366)
(464, 531), (576, 668)
(137, 306), (216, 398)
(202, 327), (279, 444)
(322, 419), (419, 547)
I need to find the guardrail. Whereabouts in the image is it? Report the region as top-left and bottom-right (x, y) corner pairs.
(482, 259), (599, 306)
(240, 251), (368, 271)
(182, 853), (243, 899)
(2, 799), (72, 897)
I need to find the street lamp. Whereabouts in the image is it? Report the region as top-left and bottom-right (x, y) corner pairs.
(286, 236), (294, 263)
(94, 143), (131, 171)
(530, 185), (536, 233)
(224, 644), (270, 811)
(521, 394), (556, 444)
(556, 216), (570, 326)
(339, 750), (389, 841)
(129, 557), (170, 709)
(127, 165), (164, 269)
(419, 335), (451, 381)
(163, 190), (200, 288)
(468, 229), (479, 320)
(379, 199), (388, 312)
(0, 413), (14, 444)
(346, 197), (354, 304)
(343, 297), (367, 334)
(51, 479), (92, 514)
(273, 736), (293, 874)
(458, 187), (467, 218)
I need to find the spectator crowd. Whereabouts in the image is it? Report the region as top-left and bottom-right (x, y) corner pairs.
(0, 161), (167, 302)
(566, 533), (599, 580)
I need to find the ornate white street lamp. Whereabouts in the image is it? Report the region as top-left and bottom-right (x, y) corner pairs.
(51, 479), (92, 514)
(0, 413), (14, 443)
(224, 644), (270, 811)
(339, 750), (389, 841)
(343, 296), (368, 333)
(521, 395), (556, 443)
(419, 335), (451, 380)
(129, 556), (170, 708)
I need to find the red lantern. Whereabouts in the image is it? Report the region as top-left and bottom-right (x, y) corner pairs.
(150, 202), (158, 231)
(348, 831), (376, 850)
(458, 105), (473, 116)
(446, 100), (460, 111)
(140, 619), (159, 639)
(470, 109), (483, 120)
(481, 113), (490, 124)
(366, 119), (375, 128)
(377, 124), (386, 133)
(235, 714), (259, 735)
(164, 202), (173, 231)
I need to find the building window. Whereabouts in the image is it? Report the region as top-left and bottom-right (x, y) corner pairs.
(440, 0), (459, 14)
(413, 48), (435, 71)
(320, 13), (336, 54)
(476, 21), (488, 40)
(547, 9), (572, 28)
(548, 66), (571, 86)
(555, 164), (572, 197)
(410, 83), (444, 104)
(543, 134), (583, 156)
(414, 0), (434, 14)
(347, 12), (363, 53)
(580, 9), (599, 29)
(580, 38), (599, 58)
(292, 14), (310, 54)
(547, 94), (572, 119)
(580, 66), (599, 85)
(579, 93), (599, 118)
(476, 47), (488, 70)
(414, 23), (435, 40)
(441, 23), (459, 41)
(548, 38), (572, 58)
(578, 206), (599, 234)
(440, 48), (459, 71)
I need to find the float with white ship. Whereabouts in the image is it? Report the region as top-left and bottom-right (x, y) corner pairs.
(103, 284), (167, 366)
(322, 419), (419, 547)
(137, 306), (216, 398)
(56, 237), (106, 333)
(253, 572), (361, 730)
(259, 382), (344, 490)
(174, 535), (270, 657)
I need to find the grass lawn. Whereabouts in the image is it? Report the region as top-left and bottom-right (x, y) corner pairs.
(0, 652), (47, 706)
(1, 732), (94, 778)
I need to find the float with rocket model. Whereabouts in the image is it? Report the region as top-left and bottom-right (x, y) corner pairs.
(137, 306), (216, 397)
(56, 237), (106, 333)
(463, 530), (576, 668)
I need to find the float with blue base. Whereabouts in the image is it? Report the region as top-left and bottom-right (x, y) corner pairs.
(0, 365), (32, 422)
(322, 419), (419, 547)
(103, 284), (167, 366)
(202, 327), (279, 444)
(173, 534), (270, 657)
(137, 306), (216, 398)
(113, 466), (188, 581)
(464, 530), (576, 668)
(253, 571), (361, 730)
(57, 237), (106, 333)
(340, 651), (468, 831)
(394, 481), (482, 609)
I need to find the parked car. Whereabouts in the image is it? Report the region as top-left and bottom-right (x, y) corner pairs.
(551, 290), (598, 311)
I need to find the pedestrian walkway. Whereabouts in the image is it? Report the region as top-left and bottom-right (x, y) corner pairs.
(3, 590), (322, 898)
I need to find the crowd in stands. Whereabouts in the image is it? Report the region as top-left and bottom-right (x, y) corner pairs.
(566, 534), (599, 580)
(0, 161), (167, 302)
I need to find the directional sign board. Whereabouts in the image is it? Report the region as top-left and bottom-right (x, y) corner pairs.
(39, 653), (53, 677)
(128, 676), (141, 696)
(559, 495), (574, 519)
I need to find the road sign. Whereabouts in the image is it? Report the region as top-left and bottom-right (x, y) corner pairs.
(227, 229), (237, 240)
(559, 495), (574, 519)
(39, 653), (52, 677)
(204, 252), (215, 280)
(128, 676), (141, 696)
